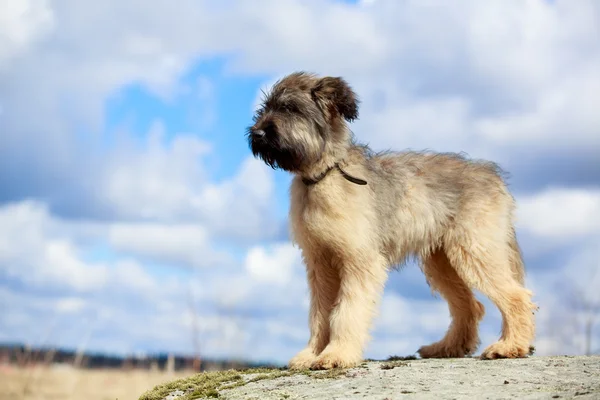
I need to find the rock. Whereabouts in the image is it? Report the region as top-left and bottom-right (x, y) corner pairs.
(139, 355), (600, 400)
(163, 390), (185, 399)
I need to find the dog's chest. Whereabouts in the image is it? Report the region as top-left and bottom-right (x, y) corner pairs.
(290, 181), (370, 252)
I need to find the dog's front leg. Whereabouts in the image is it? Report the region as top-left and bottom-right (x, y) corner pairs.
(311, 254), (388, 370)
(288, 258), (340, 370)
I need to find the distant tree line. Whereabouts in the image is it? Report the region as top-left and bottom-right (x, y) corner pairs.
(0, 343), (278, 371)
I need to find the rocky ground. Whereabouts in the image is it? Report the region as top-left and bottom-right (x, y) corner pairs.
(139, 355), (600, 400)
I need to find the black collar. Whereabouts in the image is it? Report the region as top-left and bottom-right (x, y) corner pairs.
(302, 163), (367, 186)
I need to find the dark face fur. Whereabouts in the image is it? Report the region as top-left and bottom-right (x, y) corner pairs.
(247, 72), (359, 173)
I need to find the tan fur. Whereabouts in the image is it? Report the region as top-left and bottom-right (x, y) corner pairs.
(419, 249), (485, 358)
(247, 72), (538, 370)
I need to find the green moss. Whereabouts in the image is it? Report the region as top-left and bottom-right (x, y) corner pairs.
(201, 389), (219, 398)
(381, 360), (410, 370)
(309, 368), (347, 379)
(249, 370), (293, 382)
(138, 369), (272, 400)
(233, 367), (281, 375)
(138, 367), (303, 400)
(139, 364), (353, 399)
(386, 355), (417, 361)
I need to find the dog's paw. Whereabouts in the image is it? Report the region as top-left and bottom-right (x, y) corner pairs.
(418, 342), (470, 359)
(288, 348), (317, 370)
(309, 349), (361, 370)
(480, 341), (530, 360)
(418, 337), (479, 358)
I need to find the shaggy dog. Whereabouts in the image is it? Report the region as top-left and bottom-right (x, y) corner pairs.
(247, 72), (537, 370)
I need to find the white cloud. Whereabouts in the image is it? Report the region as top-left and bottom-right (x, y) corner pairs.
(505, 186), (600, 355)
(99, 121), (280, 242)
(245, 242), (301, 286)
(42, 240), (110, 291)
(528, 243), (600, 356)
(111, 259), (163, 293)
(0, 200), (305, 361)
(191, 241), (308, 312)
(0, 0), (55, 67)
(193, 157), (280, 241)
(364, 291), (455, 358)
(0, 201), (109, 291)
(108, 223), (230, 268)
(349, 1), (599, 162)
(516, 188), (600, 240)
(100, 123), (280, 243)
(55, 297), (87, 314)
(474, 65), (600, 150)
(104, 122), (211, 220)
(374, 293), (450, 337)
(358, 96), (473, 153)
(0, 201), (182, 295)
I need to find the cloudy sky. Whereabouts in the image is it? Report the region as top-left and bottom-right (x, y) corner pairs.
(1, 0), (599, 364)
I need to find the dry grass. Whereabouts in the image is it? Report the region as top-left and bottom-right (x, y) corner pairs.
(0, 365), (191, 400)
(0, 363), (357, 400)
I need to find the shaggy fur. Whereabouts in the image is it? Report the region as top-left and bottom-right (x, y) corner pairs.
(247, 72), (537, 370)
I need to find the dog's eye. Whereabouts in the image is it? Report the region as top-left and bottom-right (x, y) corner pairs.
(281, 102), (300, 114)
(263, 122), (277, 137)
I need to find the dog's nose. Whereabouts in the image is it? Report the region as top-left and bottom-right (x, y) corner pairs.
(252, 129), (266, 138)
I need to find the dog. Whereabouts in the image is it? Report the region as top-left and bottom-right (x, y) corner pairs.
(247, 72), (537, 370)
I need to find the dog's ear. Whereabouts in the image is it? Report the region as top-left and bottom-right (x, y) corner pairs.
(311, 77), (359, 122)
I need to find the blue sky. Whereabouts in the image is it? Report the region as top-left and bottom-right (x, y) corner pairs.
(1, 0), (599, 364)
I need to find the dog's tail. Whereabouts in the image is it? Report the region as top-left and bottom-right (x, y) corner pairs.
(508, 226), (526, 285)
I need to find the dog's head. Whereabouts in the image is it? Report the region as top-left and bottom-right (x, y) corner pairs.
(247, 72), (359, 173)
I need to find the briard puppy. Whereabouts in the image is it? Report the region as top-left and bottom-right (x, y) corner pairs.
(247, 72), (537, 370)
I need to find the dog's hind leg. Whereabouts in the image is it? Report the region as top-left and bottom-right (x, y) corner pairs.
(310, 253), (388, 370)
(444, 221), (536, 359)
(289, 255), (340, 370)
(418, 249), (485, 358)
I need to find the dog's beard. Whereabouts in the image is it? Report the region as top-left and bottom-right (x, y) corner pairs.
(249, 137), (304, 172)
